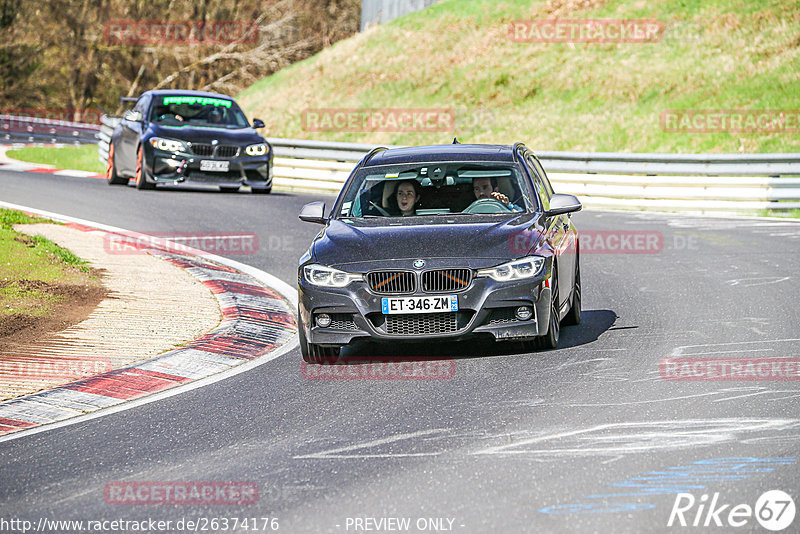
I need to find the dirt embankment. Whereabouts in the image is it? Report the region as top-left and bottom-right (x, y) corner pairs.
(0, 278), (108, 353)
(0, 223), (221, 401)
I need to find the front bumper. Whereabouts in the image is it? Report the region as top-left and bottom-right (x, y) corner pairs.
(298, 271), (553, 347)
(145, 147), (273, 188)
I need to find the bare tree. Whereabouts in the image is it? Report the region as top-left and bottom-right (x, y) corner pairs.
(0, 0), (359, 118)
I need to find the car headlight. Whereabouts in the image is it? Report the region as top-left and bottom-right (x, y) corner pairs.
(245, 143), (268, 156)
(149, 137), (188, 153)
(476, 256), (545, 282)
(303, 264), (362, 287)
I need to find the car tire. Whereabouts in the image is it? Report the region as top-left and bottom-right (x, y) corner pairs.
(134, 145), (155, 190)
(563, 256), (581, 326)
(309, 345), (339, 364)
(539, 268), (560, 350)
(106, 143), (127, 185)
(299, 314), (340, 364)
(251, 186), (271, 195)
(220, 186), (240, 193)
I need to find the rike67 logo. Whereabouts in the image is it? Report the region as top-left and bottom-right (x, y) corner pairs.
(668, 490), (795, 531)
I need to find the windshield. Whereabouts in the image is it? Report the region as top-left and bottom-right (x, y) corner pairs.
(149, 95), (250, 128)
(337, 162), (533, 219)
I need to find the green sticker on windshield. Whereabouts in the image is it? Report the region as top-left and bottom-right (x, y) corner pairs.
(162, 96), (232, 108)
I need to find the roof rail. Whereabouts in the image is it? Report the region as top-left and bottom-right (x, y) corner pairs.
(363, 146), (389, 166)
(511, 142), (527, 163)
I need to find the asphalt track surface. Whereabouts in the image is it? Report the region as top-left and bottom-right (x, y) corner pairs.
(1, 168), (799, 533)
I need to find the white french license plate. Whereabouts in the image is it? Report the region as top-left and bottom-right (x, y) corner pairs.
(200, 160), (229, 172)
(382, 295), (458, 315)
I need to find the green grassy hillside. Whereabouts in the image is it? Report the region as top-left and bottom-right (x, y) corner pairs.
(238, 0), (799, 153)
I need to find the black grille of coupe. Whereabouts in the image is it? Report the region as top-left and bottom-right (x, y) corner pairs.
(422, 269), (472, 292)
(189, 144), (240, 158)
(189, 143), (213, 156)
(385, 313), (458, 335)
(367, 271), (416, 294)
(216, 145), (240, 158)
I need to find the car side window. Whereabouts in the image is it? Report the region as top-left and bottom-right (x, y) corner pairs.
(525, 155), (550, 211)
(533, 157), (555, 198)
(134, 96), (150, 121)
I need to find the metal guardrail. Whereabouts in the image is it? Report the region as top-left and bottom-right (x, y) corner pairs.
(1, 114), (100, 145)
(263, 138), (800, 212)
(265, 137), (800, 177)
(536, 151), (800, 177)
(96, 117), (800, 212)
(96, 115), (119, 164)
(360, 0), (440, 32)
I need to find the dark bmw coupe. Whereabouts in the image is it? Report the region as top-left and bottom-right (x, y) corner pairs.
(106, 89), (273, 193)
(297, 143), (583, 363)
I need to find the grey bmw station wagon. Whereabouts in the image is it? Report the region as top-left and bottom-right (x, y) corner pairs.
(297, 143), (582, 363)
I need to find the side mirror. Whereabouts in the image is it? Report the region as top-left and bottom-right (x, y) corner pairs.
(299, 201), (328, 224)
(123, 109), (143, 122)
(252, 118), (265, 129)
(545, 193), (582, 217)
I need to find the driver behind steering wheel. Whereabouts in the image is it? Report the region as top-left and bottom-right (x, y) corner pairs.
(471, 177), (522, 211)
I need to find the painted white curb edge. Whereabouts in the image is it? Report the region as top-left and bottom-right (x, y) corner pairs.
(0, 200), (300, 444)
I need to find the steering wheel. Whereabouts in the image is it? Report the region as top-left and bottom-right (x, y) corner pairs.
(462, 198), (513, 214)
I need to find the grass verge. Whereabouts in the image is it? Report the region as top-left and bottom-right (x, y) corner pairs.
(6, 145), (104, 174)
(0, 208), (100, 325)
(757, 207), (800, 218)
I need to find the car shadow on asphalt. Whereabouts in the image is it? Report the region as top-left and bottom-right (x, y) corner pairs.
(143, 185), (293, 196)
(334, 309), (618, 364)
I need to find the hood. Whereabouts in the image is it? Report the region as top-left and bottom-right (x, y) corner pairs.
(312, 215), (545, 270)
(148, 123), (264, 145)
